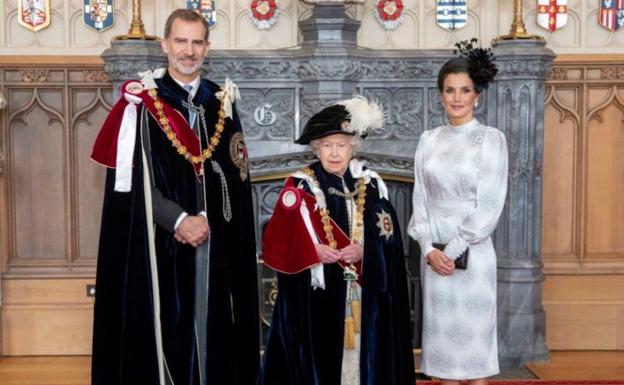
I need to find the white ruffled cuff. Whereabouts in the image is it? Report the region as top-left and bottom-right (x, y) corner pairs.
(443, 236), (469, 260)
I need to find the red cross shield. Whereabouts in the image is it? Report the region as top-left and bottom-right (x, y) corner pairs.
(536, 0), (568, 32)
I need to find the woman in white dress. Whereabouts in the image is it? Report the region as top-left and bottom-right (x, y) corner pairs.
(408, 40), (508, 385)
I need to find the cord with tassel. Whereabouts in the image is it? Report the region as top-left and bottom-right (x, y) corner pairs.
(343, 268), (360, 350)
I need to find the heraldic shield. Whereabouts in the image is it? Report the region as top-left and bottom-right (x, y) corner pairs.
(188, 0), (217, 28)
(18, 0), (51, 32)
(599, 0), (624, 31)
(436, 0), (468, 31)
(536, 0), (567, 31)
(83, 0), (114, 32)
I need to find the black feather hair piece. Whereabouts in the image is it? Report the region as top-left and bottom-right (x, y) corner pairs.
(453, 38), (498, 91)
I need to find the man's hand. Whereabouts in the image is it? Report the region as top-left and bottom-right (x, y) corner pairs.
(339, 243), (363, 264)
(426, 249), (455, 276)
(174, 215), (209, 248)
(315, 244), (341, 264)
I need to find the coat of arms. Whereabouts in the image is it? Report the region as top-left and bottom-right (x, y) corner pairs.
(374, 0), (405, 30)
(536, 0), (567, 31)
(599, 0), (624, 32)
(249, 0), (279, 30)
(188, 0), (216, 28)
(83, 0), (114, 32)
(18, 0), (51, 32)
(436, 0), (468, 32)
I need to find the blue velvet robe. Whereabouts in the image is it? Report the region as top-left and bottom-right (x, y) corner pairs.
(91, 72), (259, 385)
(260, 161), (414, 385)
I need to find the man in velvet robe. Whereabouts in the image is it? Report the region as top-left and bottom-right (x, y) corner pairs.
(260, 98), (414, 385)
(90, 9), (259, 385)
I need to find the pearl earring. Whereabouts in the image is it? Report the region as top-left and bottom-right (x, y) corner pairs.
(474, 100), (479, 108)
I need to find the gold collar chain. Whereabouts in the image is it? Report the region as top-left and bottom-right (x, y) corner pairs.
(148, 88), (227, 165)
(301, 167), (366, 249)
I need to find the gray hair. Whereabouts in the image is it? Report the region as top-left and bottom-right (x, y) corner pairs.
(309, 135), (362, 157)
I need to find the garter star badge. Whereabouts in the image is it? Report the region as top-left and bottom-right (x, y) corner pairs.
(536, 0), (567, 32)
(249, 0), (279, 30)
(374, 0), (405, 30)
(18, 0), (51, 32)
(229, 132), (249, 181)
(436, 0), (468, 32)
(83, 0), (114, 32)
(376, 209), (394, 241)
(188, 0), (217, 28)
(599, 0), (624, 32)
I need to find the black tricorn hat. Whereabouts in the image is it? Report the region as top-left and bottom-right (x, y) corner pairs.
(295, 96), (383, 145)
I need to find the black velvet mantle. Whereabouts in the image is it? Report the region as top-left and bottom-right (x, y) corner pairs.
(259, 161), (414, 385)
(91, 72), (259, 385)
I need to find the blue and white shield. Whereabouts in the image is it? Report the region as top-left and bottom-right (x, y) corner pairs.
(188, 0), (217, 28)
(436, 0), (468, 31)
(83, 0), (114, 32)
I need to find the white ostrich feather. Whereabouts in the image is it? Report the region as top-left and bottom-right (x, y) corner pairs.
(337, 95), (384, 136)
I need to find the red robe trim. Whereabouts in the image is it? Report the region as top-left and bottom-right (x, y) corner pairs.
(90, 80), (203, 175)
(263, 177), (362, 280)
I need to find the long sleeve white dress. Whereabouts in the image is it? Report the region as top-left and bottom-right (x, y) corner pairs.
(408, 118), (508, 380)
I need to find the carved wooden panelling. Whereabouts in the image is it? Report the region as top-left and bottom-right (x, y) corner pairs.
(0, 63), (112, 274)
(11, 88), (67, 262)
(543, 58), (624, 273)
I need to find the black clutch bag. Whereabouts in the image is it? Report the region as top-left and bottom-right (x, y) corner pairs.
(432, 242), (468, 270)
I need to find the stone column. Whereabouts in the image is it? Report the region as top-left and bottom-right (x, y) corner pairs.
(101, 40), (166, 99)
(491, 38), (554, 366)
(298, 2), (362, 124)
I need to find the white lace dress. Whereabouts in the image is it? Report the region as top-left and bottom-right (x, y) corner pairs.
(408, 119), (508, 380)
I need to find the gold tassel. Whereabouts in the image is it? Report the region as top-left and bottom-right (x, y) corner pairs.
(351, 299), (361, 333)
(344, 316), (356, 350)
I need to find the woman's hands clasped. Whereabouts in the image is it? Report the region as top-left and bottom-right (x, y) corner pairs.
(426, 249), (455, 276)
(315, 243), (363, 265)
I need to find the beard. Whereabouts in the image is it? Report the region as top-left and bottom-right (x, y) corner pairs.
(172, 57), (203, 77)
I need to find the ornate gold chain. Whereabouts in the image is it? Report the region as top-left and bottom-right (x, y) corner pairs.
(148, 88), (227, 165)
(301, 167), (366, 249)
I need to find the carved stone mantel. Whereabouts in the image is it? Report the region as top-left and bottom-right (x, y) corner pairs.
(101, 3), (554, 366)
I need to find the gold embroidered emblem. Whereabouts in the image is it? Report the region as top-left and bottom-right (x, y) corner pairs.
(229, 132), (249, 181)
(376, 209), (393, 240)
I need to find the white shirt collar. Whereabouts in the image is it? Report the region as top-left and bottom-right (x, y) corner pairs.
(171, 75), (201, 98)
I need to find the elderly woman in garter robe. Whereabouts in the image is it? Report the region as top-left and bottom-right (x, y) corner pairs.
(259, 96), (415, 385)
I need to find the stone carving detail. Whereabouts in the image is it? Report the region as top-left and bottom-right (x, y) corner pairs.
(363, 88), (423, 139)
(20, 69), (50, 82)
(357, 155), (413, 175)
(83, 70), (109, 82)
(204, 58), (437, 82)
(103, 61), (167, 84)
(204, 60), (298, 81)
(237, 88), (296, 140)
(298, 59), (364, 80)
(300, 97), (334, 129)
(600, 67), (624, 80)
(427, 87), (445, 131)
(358, 59), (436, 79)
(251, 153), (318, 174)
(496, 60), (553, 79)
(550, 67), (568, 80)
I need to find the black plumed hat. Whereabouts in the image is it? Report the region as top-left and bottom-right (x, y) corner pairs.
(437, 38), (497, 93)
(295, 96), (383, 145)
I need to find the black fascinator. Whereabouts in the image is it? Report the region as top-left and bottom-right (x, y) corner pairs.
(452, 38), (497, 92)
